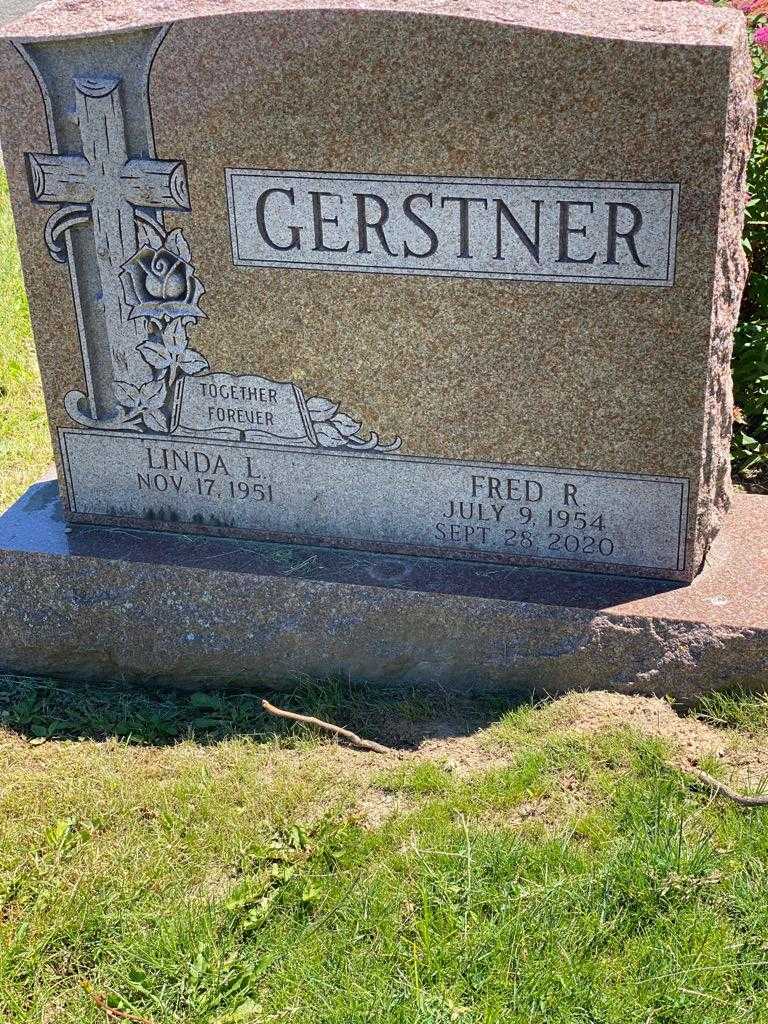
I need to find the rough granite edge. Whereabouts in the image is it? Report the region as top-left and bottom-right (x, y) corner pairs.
(1, 547), (766, 701)
(0, 0), (745, 46)
(694, 18), (756, 573)
(0, 483), (767, 700)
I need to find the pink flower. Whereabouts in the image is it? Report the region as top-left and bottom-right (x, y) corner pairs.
(724, 0), (768, 13)
(754, 24), (768, 46)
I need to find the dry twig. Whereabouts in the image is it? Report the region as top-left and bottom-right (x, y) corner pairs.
(82, 983), (155, 1024)
(685, 765), (768, 806)
(261, 699), (399, 756)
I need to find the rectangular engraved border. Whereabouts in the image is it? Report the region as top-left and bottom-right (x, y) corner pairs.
(225, 169), (680, 287)
(58, 428), (690, 575)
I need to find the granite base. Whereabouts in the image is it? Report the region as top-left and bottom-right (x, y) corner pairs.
(0, 476), (766, 701)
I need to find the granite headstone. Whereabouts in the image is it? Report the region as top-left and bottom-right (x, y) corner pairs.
(0, 0), (756, 586)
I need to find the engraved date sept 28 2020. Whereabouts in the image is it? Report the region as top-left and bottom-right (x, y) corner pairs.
(433, 473), (616, 558)
(434, 504), (615, 557)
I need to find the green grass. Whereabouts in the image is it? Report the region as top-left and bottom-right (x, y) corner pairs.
(0, 173), (51, 511)
(697, 690), (768, 734)
(0, 677), (766, 1023)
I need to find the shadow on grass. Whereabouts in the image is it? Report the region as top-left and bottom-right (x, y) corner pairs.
(0, 673), (533, 749)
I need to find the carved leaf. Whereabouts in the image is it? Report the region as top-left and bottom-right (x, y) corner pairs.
(136, 222), (153, 249)
(332, 413), (362, 438)
(178, 349), (209, 375)
(113, 380), (141, 409)
(313, 421), (348, 448)
(165, 228), (192, 263)
(306, 397), (339, 420)
(139, 341), (173, 370)
(162, 318), (189, 350)
(136, 219), (159, 249)
(142, 407), (168, 433)
(139, 378), (167, 410)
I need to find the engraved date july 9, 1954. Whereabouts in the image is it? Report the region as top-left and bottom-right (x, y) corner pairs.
(434, 473), (617, 558)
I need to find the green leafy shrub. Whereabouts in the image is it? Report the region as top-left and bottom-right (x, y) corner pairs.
(731, 3), (768, 488)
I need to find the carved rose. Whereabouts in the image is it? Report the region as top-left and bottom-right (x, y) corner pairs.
(120, 235), (204, 322)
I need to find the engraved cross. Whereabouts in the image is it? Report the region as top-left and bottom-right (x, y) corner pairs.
(26, 74), (189, 419)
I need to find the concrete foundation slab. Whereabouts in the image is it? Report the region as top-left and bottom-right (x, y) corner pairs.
(0, 477), (766, 701)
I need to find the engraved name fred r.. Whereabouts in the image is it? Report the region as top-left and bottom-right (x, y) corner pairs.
(437, 474), (616, 559)
(227, 170), (679, 286)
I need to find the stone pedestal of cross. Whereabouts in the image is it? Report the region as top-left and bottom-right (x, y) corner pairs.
(26, 73), (190, 421)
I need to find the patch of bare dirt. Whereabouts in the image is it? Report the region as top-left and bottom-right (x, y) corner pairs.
(413, 733), (509, 775)
(350, 789), (416, 829)
(545, 691), (723, 751)
(253, 691), (768, 800)
(6, 690), (768, 827)
(542, 691), (768, 786)
(337, 691), (768, 815)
